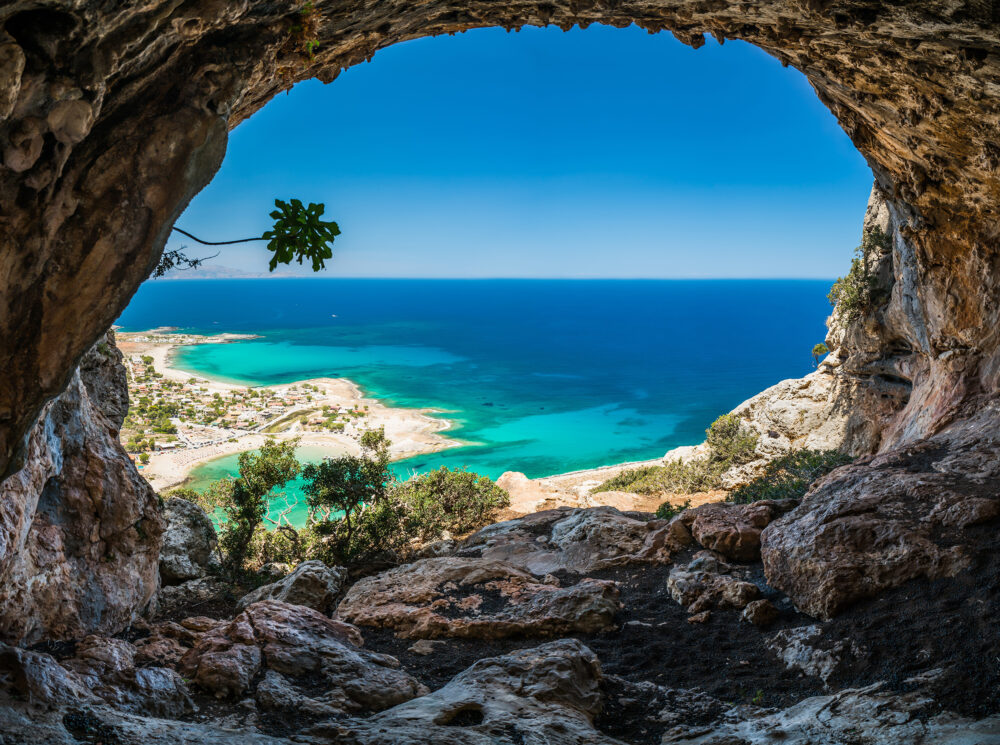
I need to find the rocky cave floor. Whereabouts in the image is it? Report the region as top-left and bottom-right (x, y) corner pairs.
(10, 501), (1000, 745)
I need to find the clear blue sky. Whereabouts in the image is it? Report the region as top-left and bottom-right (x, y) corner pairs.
(168, 24), (873, 279)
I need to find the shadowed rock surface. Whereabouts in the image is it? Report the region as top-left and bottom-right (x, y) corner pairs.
(0, 332), (162, 645)
(338, 556), (621, 639)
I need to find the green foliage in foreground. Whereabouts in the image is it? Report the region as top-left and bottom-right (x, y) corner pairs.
(263, 198), (340, 272)
(593, 414), (759, 496)
(393, 467), (510, 542)
(828, 226), (891, 323)
(654, 499), (691, 521)
(171, 431), (509, 573)
(727, 449), (853, 504)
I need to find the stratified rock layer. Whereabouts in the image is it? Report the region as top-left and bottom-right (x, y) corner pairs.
(0, 332), (162, 645)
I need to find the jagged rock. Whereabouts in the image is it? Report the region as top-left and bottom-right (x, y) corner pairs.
(60, 635), (194, 717)
(308, 639), (624, 744)
(0, 332), (163, 645)
(660, 682), (1000, 744)
(160, 497), (219, 584)
(156, 576), (229, 617)
(667, 552), (759, 613)
(0, 643), (94, 705)
(337, 557), (620, 640)
(683, 500), (796, 562)
(236, 559), (346, 614)
(766, 625), (860, 684)
(460, 506), (687, 575)
(179, 600), (426, 710)
(762, 410), (1000, 619)
(741, 599), (779, 628)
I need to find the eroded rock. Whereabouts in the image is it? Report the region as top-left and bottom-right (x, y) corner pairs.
(337, 556), (620, 640)
(179, 600), (426, 710)
(460, 506), (687, 575)
(0, 332), (163, 645)
(667, 552), (759, 614)
(236, 559), (346, 614)
(311, 639), (623, 745)
(762, 409), (1000, 619)
(160, 497), (219, 584)
(683, 500), (795, 562)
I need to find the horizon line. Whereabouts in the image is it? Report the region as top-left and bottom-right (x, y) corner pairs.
(156, 275), (838, 281)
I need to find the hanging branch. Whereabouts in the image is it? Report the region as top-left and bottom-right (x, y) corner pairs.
(152, 198), (341, 278)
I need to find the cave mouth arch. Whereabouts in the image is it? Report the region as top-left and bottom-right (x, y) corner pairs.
(125, 22), (879, 490)
(2, 1), (998, 481)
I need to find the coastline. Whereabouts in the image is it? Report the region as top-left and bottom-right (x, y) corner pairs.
(116, 330), (463, 492)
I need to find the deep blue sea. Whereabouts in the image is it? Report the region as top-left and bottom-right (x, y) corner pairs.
(117, 279), (831, 499)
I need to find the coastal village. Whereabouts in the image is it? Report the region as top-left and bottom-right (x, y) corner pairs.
(115, 329), (458, 492)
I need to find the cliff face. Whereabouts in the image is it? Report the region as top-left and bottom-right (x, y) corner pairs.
(0, 1), (999, 484)
(0, 0), (999, 642)
(0, 332), (162, 645)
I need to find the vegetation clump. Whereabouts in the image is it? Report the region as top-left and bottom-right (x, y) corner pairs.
(593, 414), (758, 495)
(727, 449), (853, 504)
(812, 342), (829, 366)
(828, 226), (891, 323)
(172, 430), (509, 575)
(654, 499), (691, 520)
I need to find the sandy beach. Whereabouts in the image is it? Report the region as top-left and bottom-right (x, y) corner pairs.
(117, 332), (461, 492)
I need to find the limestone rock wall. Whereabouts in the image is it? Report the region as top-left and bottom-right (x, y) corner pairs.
(0, 1), (999, 484)
(0, 331), (163, 645)
(1, 0), (1000, 641)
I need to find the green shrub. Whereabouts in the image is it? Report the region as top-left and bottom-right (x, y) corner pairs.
(594, 414), (758, 496)
(728, 449), (853, 504)
(812, 342), (830, 366)
(705, 414), (758, 468)
(654, 499), (691, 520)
(393, 467), (509, 541)
(828, 226), (891, 323)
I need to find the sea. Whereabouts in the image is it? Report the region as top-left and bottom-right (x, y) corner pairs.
(116, 279), (832, 524)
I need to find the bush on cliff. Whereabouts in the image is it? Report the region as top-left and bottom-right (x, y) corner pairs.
(593, 414), (758, 496)
(392, 466), (510, 541)
(727, 449), (853, 504)
(828, 225), (891, 323)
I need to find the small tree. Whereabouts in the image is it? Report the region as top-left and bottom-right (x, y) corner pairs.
(214, 438), (300, 574)
(812, 342), (830, 366)
(302, 428), (395, 563)
(394, 467), (510, 541)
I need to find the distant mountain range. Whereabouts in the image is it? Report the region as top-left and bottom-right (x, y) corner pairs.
(158, 265), (300, 280)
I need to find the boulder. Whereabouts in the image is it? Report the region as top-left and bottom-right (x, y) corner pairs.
(661, 683), (1000, 745)
(159, 497), (219, 584)
(667, 552), (759, 613)
(766, 625), (860, 685)
(762, 417), (1000, 619)
(308, 639), (625, 745)
(741, 599), (779, 628)
(337, 557), (620, 640)
(60, 635), (194, 718)
(236, 559), (346, 614)
(684, 500), (795, 562)
(156, 576), (229, 618)
(460, 506), (688, 575)
(178, 599), (426, 710)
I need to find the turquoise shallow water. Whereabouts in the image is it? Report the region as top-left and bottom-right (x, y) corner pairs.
(118, 279), (833, 525)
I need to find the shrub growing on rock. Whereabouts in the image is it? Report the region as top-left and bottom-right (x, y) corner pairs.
(594, 414), (758, 496)
(828, 225), (892, 323)
(654, 499), (691, 520)
(393, 467), (510, 541)
(727, 449), (853, 504)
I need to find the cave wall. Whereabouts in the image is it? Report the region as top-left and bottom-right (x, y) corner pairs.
(0, 331), (162, 645)
(1, 1), (1000, 639)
